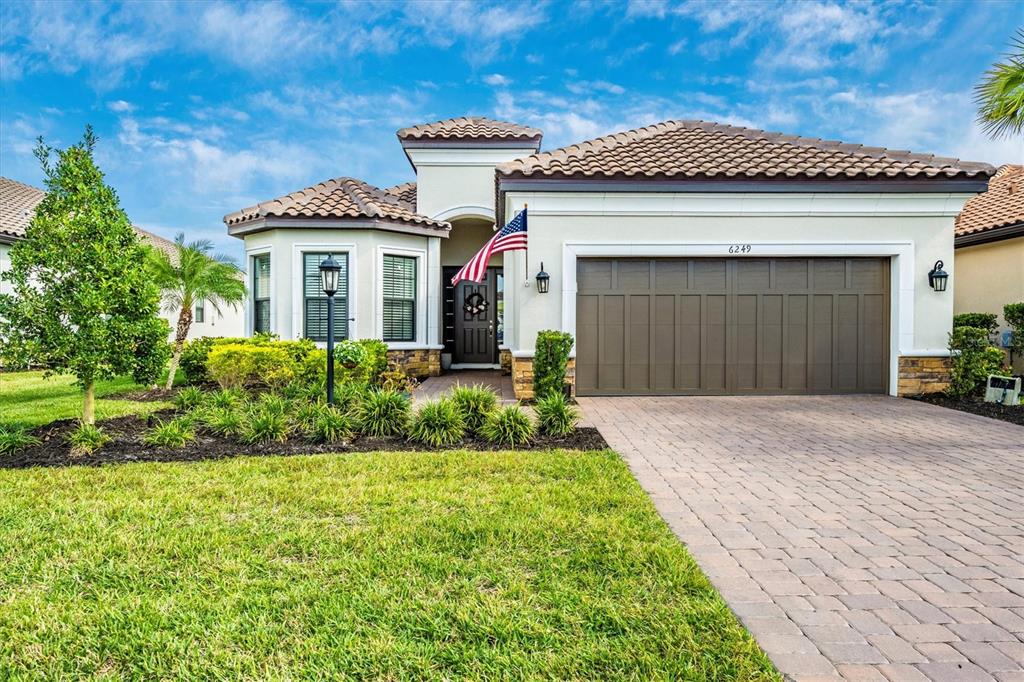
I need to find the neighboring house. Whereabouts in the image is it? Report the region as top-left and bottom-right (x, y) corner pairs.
(0, 176), (245, 340)
(953, 164), (1024, 371)
(225, 117), (994, 398)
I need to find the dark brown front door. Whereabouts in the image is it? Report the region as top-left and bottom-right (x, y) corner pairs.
(576, 258), (890, 396)
(453, 269), (498, 364)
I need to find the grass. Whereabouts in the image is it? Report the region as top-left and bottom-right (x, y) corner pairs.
(0, 450), (777, 680)
(0, 371), (172, 428)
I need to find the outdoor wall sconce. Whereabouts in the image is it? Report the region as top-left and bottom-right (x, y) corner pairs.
(535, 263), (550, 293)
(928, 260), (948, 292)
(319, 254), (342, 404)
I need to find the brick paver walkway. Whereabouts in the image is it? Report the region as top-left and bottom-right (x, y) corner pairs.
(579, 395), (1024, 682)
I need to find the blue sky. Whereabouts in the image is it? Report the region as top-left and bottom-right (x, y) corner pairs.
(2, 0), (1021, 259)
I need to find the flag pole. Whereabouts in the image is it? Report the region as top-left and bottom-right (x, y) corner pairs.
(523, 203), (529, 287)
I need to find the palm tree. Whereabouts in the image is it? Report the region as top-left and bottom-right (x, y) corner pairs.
(975, 29), (1024, 139)
(147, 234), (247, 389)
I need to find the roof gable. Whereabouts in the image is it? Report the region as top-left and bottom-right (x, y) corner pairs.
(397, 117), (542, 146)
(497, 120), (995, 182)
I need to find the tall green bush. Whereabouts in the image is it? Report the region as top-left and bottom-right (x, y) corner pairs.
(1004, 302), (1024, 361)
(953, 313), (999, 334)
(533, 330), (574, 399)
(182, 335), (315, 386)
(206, 344), (296, 390)
(947, 326), (1006, 398)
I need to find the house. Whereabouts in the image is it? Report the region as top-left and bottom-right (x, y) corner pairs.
(223, 117), (994, 398)
(0, 176), (245, 340)
(953, 164), (1024, 370)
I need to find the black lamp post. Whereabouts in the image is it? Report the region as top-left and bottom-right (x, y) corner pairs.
(928, 260), (948, 292)
(319, 254), (342, 405)
(535, 262), (550, 294)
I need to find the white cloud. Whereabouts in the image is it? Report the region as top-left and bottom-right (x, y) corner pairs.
(107, 100), (136, 113)
(483, 73), (512, 87)
(566, 80), (626, 96)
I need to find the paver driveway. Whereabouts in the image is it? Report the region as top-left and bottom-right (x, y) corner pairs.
(579, 395), (1024, 682)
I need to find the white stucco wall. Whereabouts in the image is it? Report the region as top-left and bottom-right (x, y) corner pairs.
(407, 148), (535, 221)
(501, 191), (971, 394)
(178, 301), (246, 340)
(242, 227), (443, 349)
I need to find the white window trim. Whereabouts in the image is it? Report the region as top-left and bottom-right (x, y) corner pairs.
(561, 240), (920, 398)
(376, 245), (427, 349)
(245, 245), (273, 337)
(291, 242), (358, 342)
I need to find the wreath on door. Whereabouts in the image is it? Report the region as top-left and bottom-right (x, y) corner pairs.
(463, 292), (489, 316)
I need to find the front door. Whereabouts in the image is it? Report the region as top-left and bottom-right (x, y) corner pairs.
(453, 268), (499, 364)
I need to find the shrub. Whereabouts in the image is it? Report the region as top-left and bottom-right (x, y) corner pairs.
(449, 384), (497, 434)
(67, 422), (109, 455)
(379, 363), (417, 393)
(203, 407), (244, 437)
(241, 407), (290, 445)
(334, 340), (367, 368)
(535, 392), (580, 437)
(208, 388), (244, 410)
(254, 392), (291, 417)
(408, 399), (465, 447)
(357, 339), (389, 384)
(144, 419), (195, 448)
(481, 405), (535, 447)
(0, 424), (40, 456)
(336, 381), (370, 416)
(953, 313), (999, 334)
(207, 344), (296, 390)
(305, 404), (354, 444)
(358, 389), (410, 438)
(533, 330), (574, 399)
(180, 336), (217, 384)
(1005, 302), (1024, 359)
(947, 326), (1005, 398)
(183, 335), (315, 387)
(174, 386), (206, 411)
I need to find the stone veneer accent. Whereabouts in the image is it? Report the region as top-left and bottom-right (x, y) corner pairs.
(499, 348), (512, 375)
(510, 355), (576, 400)
(897, 355), (951, 396)
(387, 349), (441, 380)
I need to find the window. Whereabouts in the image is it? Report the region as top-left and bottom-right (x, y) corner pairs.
(382, 254), (416, 342)
(194, 299), (205, 324)
(252, 254), (270, 334)
(303, 253), (348, 341)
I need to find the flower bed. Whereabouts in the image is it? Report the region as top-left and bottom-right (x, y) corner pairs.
(912, 392), (1024, 427)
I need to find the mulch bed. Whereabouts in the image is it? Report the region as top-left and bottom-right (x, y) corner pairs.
(104, 387), (179, 402)
(1, 411), (609, 470)
(912, 393), (1024, 427)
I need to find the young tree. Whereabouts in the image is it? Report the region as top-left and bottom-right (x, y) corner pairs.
(975, 30), (1024, 139)
(0, 127), (170, 424)
(146, 235), (246, 389)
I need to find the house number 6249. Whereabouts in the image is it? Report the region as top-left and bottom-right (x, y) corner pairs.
(728, 244), (752, 254)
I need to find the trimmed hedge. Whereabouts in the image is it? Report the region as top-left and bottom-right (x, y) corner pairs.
(181, 334), (315, 385)
(533, 330), (574, 399)
(953, 313), (999, 334)
(947, 326), (1006, 398)
(207, 344), (297, 390)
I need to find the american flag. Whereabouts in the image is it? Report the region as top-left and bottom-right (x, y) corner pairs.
(451, 208), (528, 285)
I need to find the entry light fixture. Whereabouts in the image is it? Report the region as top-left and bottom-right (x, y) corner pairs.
(319, 254), (342, 296)
(319, 254), (342, 405)
(928, 260), (948, 292)
(535, 263), (550, 294)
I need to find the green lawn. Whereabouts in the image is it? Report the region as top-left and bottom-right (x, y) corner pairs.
(0, 371), (172, 427)
(0, 450), (777, 680)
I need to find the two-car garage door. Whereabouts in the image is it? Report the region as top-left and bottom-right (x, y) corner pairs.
(575, 258), (890, 395)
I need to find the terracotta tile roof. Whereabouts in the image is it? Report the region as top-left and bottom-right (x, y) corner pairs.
(955, 165), (1024, 239)
(497, 120), (995, 181)
(0, 176), (44, 240)
(0, 177), (179, 253)
(383, 181), (417, 210)
(224, 177), (449, 232)
(397, 117), (542, 143)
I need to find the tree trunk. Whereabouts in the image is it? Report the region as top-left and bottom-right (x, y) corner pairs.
(83, 381), (96, 425)
(165, 305), (193, 390)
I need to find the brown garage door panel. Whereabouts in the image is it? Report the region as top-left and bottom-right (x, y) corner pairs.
(576, 258), (889, 396)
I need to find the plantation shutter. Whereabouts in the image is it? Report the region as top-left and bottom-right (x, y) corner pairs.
(303, 253), (348, 341)
(382, 255), (416, 342)
(252, 254), (271, 333)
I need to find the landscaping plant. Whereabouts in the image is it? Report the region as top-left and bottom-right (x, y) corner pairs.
(207, 388), (244, 410)
(975, 29), (1024, 138)
(357, 389), (410, 438)
(947, 326), (1007, 398)
(449, 384), (497, 434)
(207, 344), (296, 390)
(953, 313), (999, 335)
(202, 407), (244, 437)
(0, 424), (40, 456)
(143, 419), (195, 448)
(408, 399), (465, 447)
(535, 391), (580, 437)
(241, 407), (291, 445)
(481, 405), (535, 447)
(0, 127), (170, 424)
(305, 404), (354, 444)
(335, 381), (370, 417)
(1004, 302), (1024, 363)
(67, 422), (110, 455)
(146, 234), (246, 389)
(174, 386), (206, 412)
(533, 330), (574, 399)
